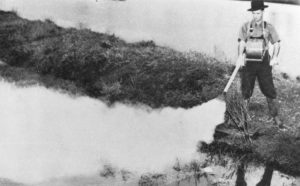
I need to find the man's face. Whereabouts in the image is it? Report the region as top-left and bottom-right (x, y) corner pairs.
(252, 9), (264, 22)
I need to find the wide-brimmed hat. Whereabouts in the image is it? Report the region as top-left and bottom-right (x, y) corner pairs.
(248, 0), (268, 11)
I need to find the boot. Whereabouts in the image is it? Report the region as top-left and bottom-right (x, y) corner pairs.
(266, 98), (281, 126)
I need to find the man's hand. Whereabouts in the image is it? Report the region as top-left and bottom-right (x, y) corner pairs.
(270, 57), (279, 67)
(236, 54), (245, 67)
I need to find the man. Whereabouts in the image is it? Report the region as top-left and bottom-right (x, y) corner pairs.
(236, 0), (283, 128)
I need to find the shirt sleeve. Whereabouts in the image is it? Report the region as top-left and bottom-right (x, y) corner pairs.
(238, 23), (248, 42)
(268, 24), (280, 44)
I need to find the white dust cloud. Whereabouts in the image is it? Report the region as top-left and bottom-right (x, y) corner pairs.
(0, 80), (225, 183)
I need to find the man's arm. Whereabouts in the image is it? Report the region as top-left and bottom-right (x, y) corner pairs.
(270, 42), (280, 66)
(236, 40), (246, 66)
(268, 23), (280, 66)
(238, 40), (246, 56)
(272, 42), (280, 59)
(237, 23), (247, 67)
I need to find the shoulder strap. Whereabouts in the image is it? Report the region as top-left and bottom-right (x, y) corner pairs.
(247, 21), (267, 39)
(263, 21), (267, 40)
(246, 21), (253, 39)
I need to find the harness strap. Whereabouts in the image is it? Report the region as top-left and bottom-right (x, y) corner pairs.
(247, 21), (267, 40)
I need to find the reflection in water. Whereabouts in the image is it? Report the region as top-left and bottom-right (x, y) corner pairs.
(235, 162), (247, 186)
(234, 161), (290, 186)
(256, 163), (274, 186)
(0, 80), (225, 183)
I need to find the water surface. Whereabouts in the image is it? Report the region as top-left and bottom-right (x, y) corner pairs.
(0, 80), (225, 183)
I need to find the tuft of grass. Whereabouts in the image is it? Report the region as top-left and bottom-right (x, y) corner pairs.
(120, 169), (133, 182)
(224, 90), (251, 141)
(99, 164), (117, 178)
(138, 173), (166, 186)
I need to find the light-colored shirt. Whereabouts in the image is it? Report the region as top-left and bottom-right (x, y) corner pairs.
(238, 20), (280, 45)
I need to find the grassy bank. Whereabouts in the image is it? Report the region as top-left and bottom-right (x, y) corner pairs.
(0, 10), (230, 108)
(0, 10), (300, 183)
(200, 76), (300, 177)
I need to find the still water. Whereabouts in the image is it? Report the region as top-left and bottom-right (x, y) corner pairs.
(0, 80), (225, 184)
(1, 0), (300, 77)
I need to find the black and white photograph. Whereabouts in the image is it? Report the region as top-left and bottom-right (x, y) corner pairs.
(0, 0), (299, 185)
